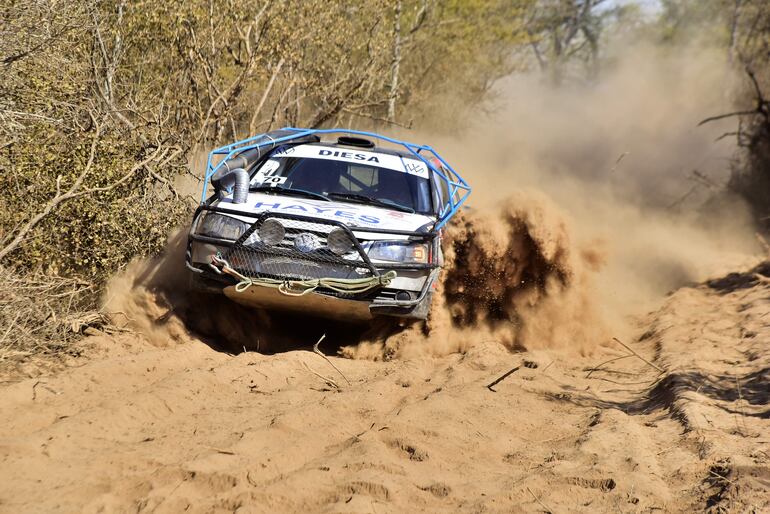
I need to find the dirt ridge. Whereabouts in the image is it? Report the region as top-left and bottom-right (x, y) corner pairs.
(1, 263), (768, 512)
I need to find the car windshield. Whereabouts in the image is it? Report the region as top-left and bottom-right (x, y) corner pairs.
(249, 144), (433, 215)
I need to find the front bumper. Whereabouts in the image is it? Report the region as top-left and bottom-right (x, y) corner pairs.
(186, 206), (440, 320)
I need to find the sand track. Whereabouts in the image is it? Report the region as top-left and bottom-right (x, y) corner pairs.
(1, 265), (769, 513)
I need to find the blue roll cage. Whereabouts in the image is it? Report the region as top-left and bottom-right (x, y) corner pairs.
(201, 127), (471, 230)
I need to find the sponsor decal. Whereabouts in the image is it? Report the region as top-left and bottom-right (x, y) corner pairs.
(402, 158), (429, 178)
(261, 159), (280, 174)
(253, 201), (382, 225)
(272, 144), (428, 178)
(318, 149), (379, 162)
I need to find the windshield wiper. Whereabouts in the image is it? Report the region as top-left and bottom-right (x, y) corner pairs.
(327, 192), (415, 213)
(251, 186), (330, 202)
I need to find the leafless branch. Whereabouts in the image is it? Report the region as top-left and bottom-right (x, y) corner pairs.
(698, 110), (759, 126)
(249, 57), (285, 135)
(0, 115), (103, 262)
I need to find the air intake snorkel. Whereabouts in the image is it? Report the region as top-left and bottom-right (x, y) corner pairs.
(210, 167), (249, 204)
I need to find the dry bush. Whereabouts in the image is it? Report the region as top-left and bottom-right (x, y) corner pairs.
(726, 2), (770, 231)
(656, 0), (770, 231)
(727, 74), (770, 231)
(0, 266), (104, 367)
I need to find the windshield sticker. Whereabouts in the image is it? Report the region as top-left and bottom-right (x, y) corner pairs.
(250, 159), (281, 186)
(272, 144), (428, 178)
(257, 176), (287, 187)
(319, 149), (380, 163)
(261, 159), (280, 175)
(251, 159), (286, 187)
(402, 158), (429, 178)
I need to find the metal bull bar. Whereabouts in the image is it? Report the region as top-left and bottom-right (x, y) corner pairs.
(223, 211), (381, 284)
(186, 207), (441, 318)
(187, 205), (439, 293)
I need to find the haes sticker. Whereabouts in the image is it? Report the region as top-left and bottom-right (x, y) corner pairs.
(253, 201), (381, 225)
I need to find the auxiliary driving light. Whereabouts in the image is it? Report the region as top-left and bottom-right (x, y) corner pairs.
(258, 218), (285, 246)
(327, 227), (355, 255)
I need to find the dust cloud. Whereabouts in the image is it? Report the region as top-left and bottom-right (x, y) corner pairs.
(106, 44), (760, 360)
(344, 191), (607, 359)
(445, 44), (760, 312)
(348, 43), (760, 358)
(103, 231), (273, 351)
(103, 231), (377, 354)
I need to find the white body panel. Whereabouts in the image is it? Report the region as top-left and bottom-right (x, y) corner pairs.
(215, 191), (435, 239)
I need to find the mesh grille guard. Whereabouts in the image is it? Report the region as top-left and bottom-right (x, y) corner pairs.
(223, 213), (380, 286)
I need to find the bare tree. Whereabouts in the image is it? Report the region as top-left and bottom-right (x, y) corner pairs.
(387, 0), (428, 124)
(528, 0), (606, 84)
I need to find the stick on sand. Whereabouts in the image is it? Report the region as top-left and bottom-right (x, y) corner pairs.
(612, 337), (664, 373)
(527, 486), (553, 513)
(486, 366), (520, 392)
(313, 334), (351, 386)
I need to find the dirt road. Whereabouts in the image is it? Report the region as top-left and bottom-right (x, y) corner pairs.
(1, 264), (769, 513)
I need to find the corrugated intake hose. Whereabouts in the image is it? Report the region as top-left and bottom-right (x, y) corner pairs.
(210, 255), (397, 296)
(232, 168), (249, 203)
(210, 167), (249, 203)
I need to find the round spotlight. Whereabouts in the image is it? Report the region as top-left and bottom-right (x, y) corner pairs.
(327, 227), (354, 255)
(258, 218), (285, 246)
(294, 233), (320, 253)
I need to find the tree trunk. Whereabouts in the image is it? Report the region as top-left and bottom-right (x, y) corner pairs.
(387, 0), (402, 123)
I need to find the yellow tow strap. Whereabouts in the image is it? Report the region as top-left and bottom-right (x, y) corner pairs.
(212, 256), (396, 297)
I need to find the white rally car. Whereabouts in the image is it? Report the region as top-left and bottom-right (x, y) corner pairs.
(186, 128), (470, 321)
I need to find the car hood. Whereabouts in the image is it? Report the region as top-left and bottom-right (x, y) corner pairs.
(213, 191), (435, 233)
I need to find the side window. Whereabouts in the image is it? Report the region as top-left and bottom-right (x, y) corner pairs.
(431, 167), (451, 214)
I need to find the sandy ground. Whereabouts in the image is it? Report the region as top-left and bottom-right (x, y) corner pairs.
(0, 264), (769, 513)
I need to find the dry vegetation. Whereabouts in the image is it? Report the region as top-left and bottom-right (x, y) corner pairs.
(1, 0), (769, 367)
(0, 0), (535, 365)
(669, 0), (770, 230)
(0, 267), (106, 364)
(722, 2), (770, 229)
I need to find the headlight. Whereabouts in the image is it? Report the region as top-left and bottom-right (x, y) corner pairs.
(327, 227), (355, 255)
(366, 241), (429, 263)
(258, 218), (285, 246)
(197, 213), (250, 241)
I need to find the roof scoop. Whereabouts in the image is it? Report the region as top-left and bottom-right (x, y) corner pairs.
(337, 135), (375, 149)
